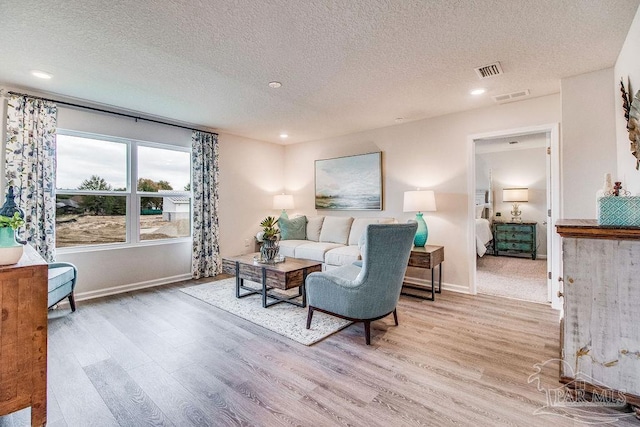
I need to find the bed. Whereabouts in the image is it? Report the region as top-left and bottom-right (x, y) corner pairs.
(475, 190), (493, 257)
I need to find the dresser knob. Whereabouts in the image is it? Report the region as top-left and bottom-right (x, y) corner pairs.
(557, 291), (564, 298)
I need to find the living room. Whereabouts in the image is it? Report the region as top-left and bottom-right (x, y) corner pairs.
(1, 1), (640, 425)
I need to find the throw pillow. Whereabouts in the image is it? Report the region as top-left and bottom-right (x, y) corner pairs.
(306, 216), (325, 242)
(278, 215), (307, 240)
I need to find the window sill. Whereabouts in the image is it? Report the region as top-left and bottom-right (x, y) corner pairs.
(56, 237), (192, 255)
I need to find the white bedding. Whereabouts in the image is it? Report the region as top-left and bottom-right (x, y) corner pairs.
(475, 218), (493, 257)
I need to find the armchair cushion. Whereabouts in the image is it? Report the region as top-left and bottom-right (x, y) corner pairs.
(48, 262), (78, 311)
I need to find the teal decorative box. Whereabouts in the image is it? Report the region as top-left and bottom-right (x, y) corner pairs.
(597, 196), (640, 226)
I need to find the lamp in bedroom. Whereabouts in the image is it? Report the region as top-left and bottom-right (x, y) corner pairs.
(502, 188), (528, 222)
(403, 189), (437, 247)
(273, 193), (294, 218)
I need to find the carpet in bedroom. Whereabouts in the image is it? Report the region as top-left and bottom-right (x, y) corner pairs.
(476, 255), (548, 304)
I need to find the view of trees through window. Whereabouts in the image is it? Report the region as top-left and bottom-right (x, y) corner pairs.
(55, 133), (191, 248)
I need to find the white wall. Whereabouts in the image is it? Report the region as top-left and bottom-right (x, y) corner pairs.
(284, 94), (561, 292)
(477, 147), (548, 256)
(0, 100), (284, 300)
(615, 6), (640, 195)
(561, 68), (618, 217)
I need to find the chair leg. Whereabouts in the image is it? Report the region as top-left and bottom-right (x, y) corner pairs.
(68, 293), (76, 312)
(364, 321), (371, 345)
(306, 306), (314, 329)
(393, 309), (398, 326)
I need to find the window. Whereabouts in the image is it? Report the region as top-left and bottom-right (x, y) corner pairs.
(55, 132), (191, 249)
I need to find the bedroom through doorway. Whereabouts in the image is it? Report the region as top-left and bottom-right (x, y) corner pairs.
(471, 128), (556, 305)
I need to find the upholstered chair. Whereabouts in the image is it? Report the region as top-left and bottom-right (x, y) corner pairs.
(305, 222), (417, 345)
(48, 262), (78, 311)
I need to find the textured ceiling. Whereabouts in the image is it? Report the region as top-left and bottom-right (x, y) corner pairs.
(1, 0), (638, 144)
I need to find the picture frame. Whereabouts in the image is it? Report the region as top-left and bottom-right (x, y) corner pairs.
(315, 152), (382, 210)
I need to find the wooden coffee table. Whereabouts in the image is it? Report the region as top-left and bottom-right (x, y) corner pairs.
(222, 254), (322, 308)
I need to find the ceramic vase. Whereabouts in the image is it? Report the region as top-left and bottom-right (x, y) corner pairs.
(0, 227), (24, 265)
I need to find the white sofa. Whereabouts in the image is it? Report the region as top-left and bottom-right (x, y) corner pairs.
(278, 216), (396, 270)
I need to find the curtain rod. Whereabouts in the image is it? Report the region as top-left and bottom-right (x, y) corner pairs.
(7, 90), (218, 136)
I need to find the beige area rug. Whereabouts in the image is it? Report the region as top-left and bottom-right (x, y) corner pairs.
(180, 278), (352, 345)
(476, 255), (548, 304)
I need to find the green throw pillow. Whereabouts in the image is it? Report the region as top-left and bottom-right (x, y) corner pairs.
(278, 215), (307, 240)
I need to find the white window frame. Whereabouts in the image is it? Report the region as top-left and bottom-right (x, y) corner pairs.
(55, 129), (192, 253)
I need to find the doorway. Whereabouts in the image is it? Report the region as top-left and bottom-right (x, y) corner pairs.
(467, 124), (561, 309)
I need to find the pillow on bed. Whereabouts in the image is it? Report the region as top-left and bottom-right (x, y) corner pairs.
(475, 205), (484, 219)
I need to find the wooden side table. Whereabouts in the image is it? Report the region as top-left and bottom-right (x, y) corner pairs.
(401, 245), (444, 301)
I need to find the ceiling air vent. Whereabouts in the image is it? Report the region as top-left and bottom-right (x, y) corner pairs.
(474, 62), (503, 79)
(492, 89), (530, 103)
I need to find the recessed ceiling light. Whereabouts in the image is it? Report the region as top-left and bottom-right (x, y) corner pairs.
(268, 81), (282, 88)
(470, 88), (486, 96)
(280, 133), (288, 139)
(31, 70), (53, 79)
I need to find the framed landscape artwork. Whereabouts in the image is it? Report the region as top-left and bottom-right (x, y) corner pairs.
(315, 152), (382, 210)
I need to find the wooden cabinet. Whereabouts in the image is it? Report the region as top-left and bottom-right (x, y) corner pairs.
(0, 245), (48, 426)
(556, 220), (640, 412)
(493, 221), (537, 259)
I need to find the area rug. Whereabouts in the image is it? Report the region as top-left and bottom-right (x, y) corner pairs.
(180, 278), (352, 345)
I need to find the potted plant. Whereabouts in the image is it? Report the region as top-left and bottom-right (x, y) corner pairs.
(258, 216), (280, 262)
(0, 212), (26, 265)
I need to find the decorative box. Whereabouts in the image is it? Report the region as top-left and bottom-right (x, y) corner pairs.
(597, 196), (640, 226)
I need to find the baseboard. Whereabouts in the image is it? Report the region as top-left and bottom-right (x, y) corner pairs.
(442, 282), (471, 294)
(59, 273), (193, 305)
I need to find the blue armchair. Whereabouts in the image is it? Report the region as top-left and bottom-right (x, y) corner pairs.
(305, 223), (417, 345)
(48, 262), (78, 311)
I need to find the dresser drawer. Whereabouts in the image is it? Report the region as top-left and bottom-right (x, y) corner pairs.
(494, 224), (534, 233)
(495, 231), (534, 242)
(496, 241), (534, 251)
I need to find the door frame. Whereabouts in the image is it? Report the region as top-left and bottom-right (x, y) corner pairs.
(467, 123), (562, 309)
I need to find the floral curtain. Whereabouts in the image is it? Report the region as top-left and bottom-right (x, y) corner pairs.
(191, 131), (220, 278)
(5, 95), (57, 261)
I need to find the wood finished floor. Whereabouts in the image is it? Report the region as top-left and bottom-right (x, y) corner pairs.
(1, 275), (637, 427)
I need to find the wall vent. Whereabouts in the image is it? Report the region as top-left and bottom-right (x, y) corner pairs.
(492, 89), (530, 103)
(474, 62), (503, 79)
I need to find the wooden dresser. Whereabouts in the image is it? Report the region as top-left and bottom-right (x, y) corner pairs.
(493, 221), (537, 259)
(556, 220), (640, 413)
(0, 245), (48, 426)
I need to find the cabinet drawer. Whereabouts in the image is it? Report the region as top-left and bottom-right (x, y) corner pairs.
(495, 231), (533, 242)
(494, 224), (533, 233)
(496, 241), (533, 251)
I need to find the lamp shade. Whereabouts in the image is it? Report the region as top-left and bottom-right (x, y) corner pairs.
(502, 188), (529, 202)
(403, 190), (436, 212)
(273, 194), (294, 210)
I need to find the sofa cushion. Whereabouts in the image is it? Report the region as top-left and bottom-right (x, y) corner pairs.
(278, 239), (308, 258)
(278, 215), (307, 240)
(294, 242), (343, 262)
(306, 216), (325, 242)
(325, 245), (361, 266)
(319, 216), (353, 245)
(347, 217), (395, 245)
